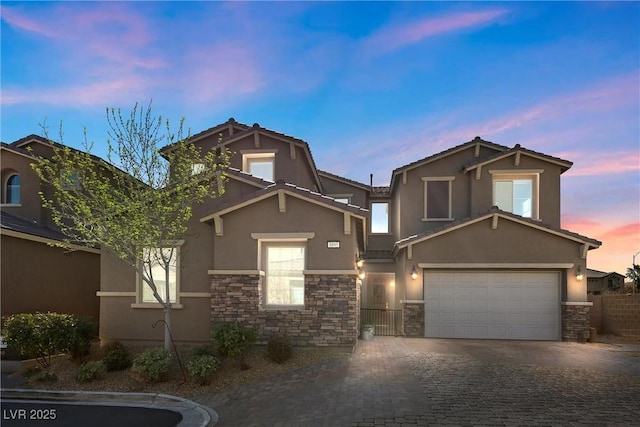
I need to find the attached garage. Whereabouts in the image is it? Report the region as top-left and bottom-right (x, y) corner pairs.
(424, 270), (560, 340)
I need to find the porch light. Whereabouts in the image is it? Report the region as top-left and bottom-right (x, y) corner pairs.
(411, 266), (418, 280)
(576, 267), (584, 282)
(356, 258), (364, 268)
(358, 270), (366, 280)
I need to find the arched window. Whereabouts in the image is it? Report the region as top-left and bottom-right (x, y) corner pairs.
(5, 173), (20, 204)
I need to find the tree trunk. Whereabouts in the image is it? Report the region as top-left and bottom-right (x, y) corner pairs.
(163, 305), (171, 352)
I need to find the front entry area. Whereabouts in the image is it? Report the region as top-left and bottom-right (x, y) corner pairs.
(424, 270), (560, 340)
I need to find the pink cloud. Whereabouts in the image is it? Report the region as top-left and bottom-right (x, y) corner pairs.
(561, 217), (640, 274)
(364, 9), (508, 55)
(2, 75), (151, 107)
(561, 150), (640, 177)
(0, 5), (58, 37)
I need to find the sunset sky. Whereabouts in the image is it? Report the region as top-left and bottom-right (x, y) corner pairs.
(1, 1), (638, 275)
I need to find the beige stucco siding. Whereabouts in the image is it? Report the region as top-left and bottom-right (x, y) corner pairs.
(1, 235), (100, 324)
(319, 176), (369, 208)
(1, 150), (44, 223)
(470, 155), (563, 227)
(213, 195), (359, 271)
(401, 217), (588, 301)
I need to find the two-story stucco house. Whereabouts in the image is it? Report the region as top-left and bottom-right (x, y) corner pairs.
(1, 136), (101, 324)
(98, 119), (601, 345)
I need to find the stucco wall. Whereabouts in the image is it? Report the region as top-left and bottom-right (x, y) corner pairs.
(1, 235), (100, 324)
(213, 195), (359, 271)
(1, 150), (44, 223)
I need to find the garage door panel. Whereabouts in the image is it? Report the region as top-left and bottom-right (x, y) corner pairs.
(424, 271), (560, 341)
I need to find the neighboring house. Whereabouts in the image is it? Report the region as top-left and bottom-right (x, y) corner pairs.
(98, 119), (601, 345)
(1, 136), (100, 325)
(587, 269), (625, 294)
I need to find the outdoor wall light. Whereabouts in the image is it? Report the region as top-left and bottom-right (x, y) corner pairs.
(358, 270), (366, 280)
(576, 267), (584, 282)
(356, 259), (364, 268)
(411, 266), (418, 280)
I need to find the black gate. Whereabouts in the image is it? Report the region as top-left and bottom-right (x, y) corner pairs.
(360, 308), (402, 336)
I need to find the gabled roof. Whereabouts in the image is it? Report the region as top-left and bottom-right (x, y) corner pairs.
(225, 167), (272, 189)
(464, 144), (573, 174)
(318, 170), (370, 191)
(200, 179), (368, 224)
(371, 186), (391, 197)
(1, 142), (37, 160)
(360, 249), (395, 261)
(394, 206), (601, 252)
(0, 210), (99, 253)
(390, 137), (509, 186)
(586, 269), (625, 279)
(161, 118), (250, 152)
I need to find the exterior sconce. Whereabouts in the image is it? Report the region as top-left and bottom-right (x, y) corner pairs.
(576, 267), (584, 282)
(411, 266), (418, 280)
(356, 259), (364, 268)
(358, 270), (366, 280)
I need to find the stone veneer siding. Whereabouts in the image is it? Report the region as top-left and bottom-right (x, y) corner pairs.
(210, 274), (358, 346)
(403, 302), (425, 337)
(561, 304), (591, 342)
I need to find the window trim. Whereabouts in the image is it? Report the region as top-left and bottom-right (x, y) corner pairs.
(370, 201), (391, 234)
(241, 149), (277, 182)
(421, 176), (455, 222)
(329, 193), (353, 204)
(262, 242), (306, 309)
(252, 232), (314, 310)
(132, 240), (184, 309)
(3, 172), (21, 205)
(491, 172), (540, 219)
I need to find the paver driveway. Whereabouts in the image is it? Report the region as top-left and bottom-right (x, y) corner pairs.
(193, 338), (640, 426)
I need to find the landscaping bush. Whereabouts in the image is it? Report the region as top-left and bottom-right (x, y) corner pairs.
(212, 322), (257, 358)
(187, 354), (220, 385)
(3, 312), (94, 367)
(76, 360), (106, 383)
(190, 345), (216, 358)
(266, 335), (293, 364)
(131, 348), (172, 382)
(101, 341), (132, 371)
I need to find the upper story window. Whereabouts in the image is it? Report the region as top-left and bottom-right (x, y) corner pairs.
(263, 243), (305, 306)
(422, 177), (455, 221)
(4, 173), (20, 204)
(371, 202), (389, 234)
(61, 169), (80, 191)
(191, 163), (205, 176)
(492, 173), (539, 219)
(242, 150), (276, 182)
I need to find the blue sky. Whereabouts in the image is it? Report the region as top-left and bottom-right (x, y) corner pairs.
(1, 1), (638, 274)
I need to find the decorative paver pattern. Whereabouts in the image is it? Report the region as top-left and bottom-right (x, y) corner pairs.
(194, 338), (640, 426)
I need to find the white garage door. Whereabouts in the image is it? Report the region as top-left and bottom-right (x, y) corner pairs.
(424, 271), (560, 340)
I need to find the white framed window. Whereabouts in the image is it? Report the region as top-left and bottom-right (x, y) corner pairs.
(422, 177), (455, 221)
(135, 244), (182, 307)
(492, 174), (539, 219)
(371, 202), (389, 234)
(263, 243), (306, 306)
(4, 173), (20, 204)
(191, 163), (205, 175)
(242, 151), (275, 182)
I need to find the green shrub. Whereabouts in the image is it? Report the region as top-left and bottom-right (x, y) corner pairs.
(131, 348), (172, 382)
(101, 341), (132, 372)
(212, 322), (257, 361)
(187, 354), (220, 385)
(76, 360), (106, 383)
(267, 335), (293, 364)
(68, 317), (95, 358)
(190, 345), (216, 358)
(3, 312), (94, 367)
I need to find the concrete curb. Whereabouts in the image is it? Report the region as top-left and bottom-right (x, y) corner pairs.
(1, 388), (218, 426)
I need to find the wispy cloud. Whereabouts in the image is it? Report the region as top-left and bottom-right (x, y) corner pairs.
(0, 4), (58, 37)
(561, 150), (640, 177)
(363, 9), (508, 55)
